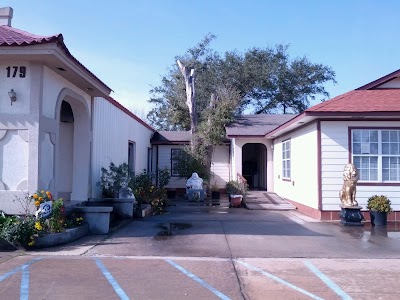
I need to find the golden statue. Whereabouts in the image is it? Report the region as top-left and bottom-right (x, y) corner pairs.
(339, 163), (359, 207)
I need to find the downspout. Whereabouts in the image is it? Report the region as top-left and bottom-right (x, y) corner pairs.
(156, 144), (159, 186)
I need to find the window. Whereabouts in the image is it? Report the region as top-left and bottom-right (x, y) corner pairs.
(282, 139), (291, 180)
(171, 148), (183, 177)
(352, 129), (400, 182)
(128, 141), (136, 174)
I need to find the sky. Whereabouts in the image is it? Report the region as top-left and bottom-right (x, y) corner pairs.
(3, 0), (400, 118)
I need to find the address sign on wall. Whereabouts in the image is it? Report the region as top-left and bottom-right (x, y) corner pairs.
(6, 66), (26, 78)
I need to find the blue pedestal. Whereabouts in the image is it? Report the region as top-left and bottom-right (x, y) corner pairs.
(340, 205), (364, 226)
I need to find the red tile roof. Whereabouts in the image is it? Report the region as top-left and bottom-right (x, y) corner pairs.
(306, 90), (400, 113)
(0, 25), (60, 46)
(0, 25), (111, 92)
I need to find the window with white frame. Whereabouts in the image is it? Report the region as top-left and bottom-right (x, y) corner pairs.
(171, 148), (183, 177)
(282, 139), (291, 180)
(352, 129), (400, 182)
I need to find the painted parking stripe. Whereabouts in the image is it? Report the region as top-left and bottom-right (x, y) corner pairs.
(20, 265), (30, 300)
(165, 259), (231, 300)
(236, 260), (324, 300)
(94, 258), (129, 300)
(0, 258), (42, 282)
(304, 261), (353, 300)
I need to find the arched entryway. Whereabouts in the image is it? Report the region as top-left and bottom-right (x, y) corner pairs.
(55, 89), (90, 201)
(242, 143), (267, 190)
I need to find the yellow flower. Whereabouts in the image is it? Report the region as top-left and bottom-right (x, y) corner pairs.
(35, 222), (42, 231)
(39, 197), (43, 201)
(34, 201), (40, 207)
(41, 190), (44, 193)
(33, 194), (38, 199)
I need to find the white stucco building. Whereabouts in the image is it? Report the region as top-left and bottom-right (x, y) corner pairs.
(0, 8), (153, 214)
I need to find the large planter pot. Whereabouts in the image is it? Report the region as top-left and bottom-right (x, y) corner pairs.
(370, 211), (388, 226)
(211, 191), (220, 200)
(230, 194), (243, 207)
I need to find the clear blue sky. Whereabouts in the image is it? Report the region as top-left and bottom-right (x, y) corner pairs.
(4, 0), (400, 116)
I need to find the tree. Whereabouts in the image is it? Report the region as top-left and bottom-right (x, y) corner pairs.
(147, 36), (336, 130)
(147, 35), (336, 180)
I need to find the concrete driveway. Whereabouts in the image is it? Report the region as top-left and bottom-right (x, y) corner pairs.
(1, 207), (400, 299)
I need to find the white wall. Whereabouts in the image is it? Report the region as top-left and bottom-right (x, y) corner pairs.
(92, 97), (153, 197)
(156, 145), (187, 189)
(232, 138), (273, 191)
(0, 62), (40, 214)
(321, 120), (400, 211)
(273, 123), (318, 208)
(211, 145), (230, 188)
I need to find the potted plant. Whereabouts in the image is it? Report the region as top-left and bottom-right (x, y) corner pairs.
(225, 180), (243, 207)
(211, 183), (220, 200)
(367, 195), (392, 226)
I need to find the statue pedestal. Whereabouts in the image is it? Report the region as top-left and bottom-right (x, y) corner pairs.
(339, 205), (364, 226)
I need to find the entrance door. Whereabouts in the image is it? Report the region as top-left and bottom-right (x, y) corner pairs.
(242, 143), (267, 190)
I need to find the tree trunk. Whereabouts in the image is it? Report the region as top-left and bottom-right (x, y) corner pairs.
(177, 60), (197, 149)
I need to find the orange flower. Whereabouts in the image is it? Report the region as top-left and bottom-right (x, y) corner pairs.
(34, 201), (40, 207)
(33, 194), (38, 199)
(39, 197), (43, 201)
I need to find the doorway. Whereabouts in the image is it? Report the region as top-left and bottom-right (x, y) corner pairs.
(242, 143), (267, 190)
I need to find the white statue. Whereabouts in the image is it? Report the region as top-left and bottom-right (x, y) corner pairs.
(186, 172), (203, 191)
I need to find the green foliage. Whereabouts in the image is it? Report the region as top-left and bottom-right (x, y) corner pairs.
(173, 147), (210, 181)
(47, 199), (65, 233)
(130, 168), (170, 214)
(0, 191), (84, 249)
(367, 195), (392, 213)
(98, 162), (132, 198)
(147, 34), (336, 131)
(225, 180), (242, 195)
(0, 213), (36, 248)
(130, 170), (155, 205)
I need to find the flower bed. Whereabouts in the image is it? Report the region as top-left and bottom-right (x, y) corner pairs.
(33, 224), (88, 249)
(0, 190), (86, 249)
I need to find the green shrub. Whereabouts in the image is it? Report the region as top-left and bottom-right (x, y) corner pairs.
(367, 195), (392, 213)
(98, 162), (132, 198)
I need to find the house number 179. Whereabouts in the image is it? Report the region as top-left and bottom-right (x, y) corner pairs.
(6, 66), (26, 78)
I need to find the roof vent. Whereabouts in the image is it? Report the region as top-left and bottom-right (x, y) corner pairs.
(0, 7), (13, 26)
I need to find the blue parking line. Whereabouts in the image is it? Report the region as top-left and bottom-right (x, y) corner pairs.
(0, 258), (42, 282)
(236, 260), (324, 300)
(94, 258), (130, 300)
(20, 265), (30, 300)
(165, 259), (231, 300)
(304, 261), (353, 300)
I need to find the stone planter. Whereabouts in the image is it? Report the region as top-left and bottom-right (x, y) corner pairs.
(73, 206), (113, 234)
(33, 224), (89, 249)
(88, 198), (136, 219)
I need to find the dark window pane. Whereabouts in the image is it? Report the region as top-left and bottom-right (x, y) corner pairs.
(382, 131), (389, 142)
(390, 131), (398, 142)
(353, 143), (361, 154)
(370, 143), (378, 154)
(353, 131), (361, 142)
(382, 143), (390, 155)
(370, 131), (378, 142)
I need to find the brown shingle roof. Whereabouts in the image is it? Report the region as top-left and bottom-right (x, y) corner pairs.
(151, 131), (192, 144)
(306, 90), (400, 113)
(226, 114), (296, 137)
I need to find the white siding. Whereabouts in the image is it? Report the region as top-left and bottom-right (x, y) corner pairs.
(273, 123), (318, 208)
(156, 144), (230, 189)
(211, 145), (230, 188)
(157, 145), (186, 188)
(321, 120), (400, 211)
(92, 97), (153, 197)
(377, 78), (400, 89)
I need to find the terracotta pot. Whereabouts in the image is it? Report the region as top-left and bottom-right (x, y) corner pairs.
(230, 194), (243, 207)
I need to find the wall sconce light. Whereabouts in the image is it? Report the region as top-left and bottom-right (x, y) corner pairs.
(8, 89), (17, 105)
